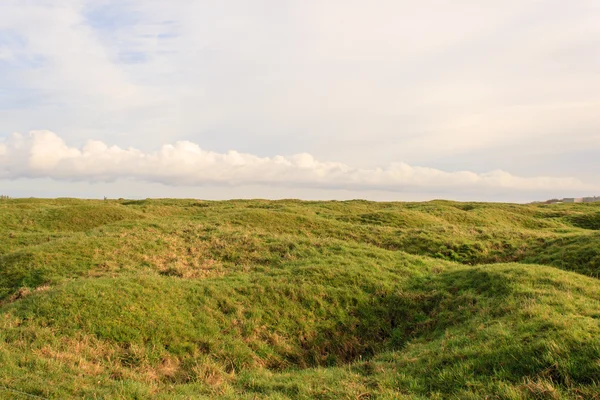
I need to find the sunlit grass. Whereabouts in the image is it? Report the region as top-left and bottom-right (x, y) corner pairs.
(0, 198), (599, 398)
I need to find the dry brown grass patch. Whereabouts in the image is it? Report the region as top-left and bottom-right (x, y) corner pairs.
(520, 378), (561, 399)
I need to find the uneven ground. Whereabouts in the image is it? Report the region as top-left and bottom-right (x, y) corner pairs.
(0, 198), (599, 399)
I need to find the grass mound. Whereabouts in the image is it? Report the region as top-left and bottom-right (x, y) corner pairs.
(0, 200), (144, 233)
(568, 211), (600, 230)
(524, 233), (600, 277)
(0, 199), (599, 399)
(38, 204), (145, 232)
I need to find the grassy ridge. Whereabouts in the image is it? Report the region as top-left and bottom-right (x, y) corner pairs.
(0, 198), (599, 399)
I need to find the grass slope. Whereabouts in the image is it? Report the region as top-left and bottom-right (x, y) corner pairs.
(0, 198), (599, 399)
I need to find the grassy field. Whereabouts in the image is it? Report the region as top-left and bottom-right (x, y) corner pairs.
(0, 198), (599, 399)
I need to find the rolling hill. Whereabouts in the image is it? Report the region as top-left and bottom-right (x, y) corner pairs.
(1, 198), (599, 399)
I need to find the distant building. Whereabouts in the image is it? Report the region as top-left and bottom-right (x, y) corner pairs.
(540, 196), (600, 204)
(583, 196), (600, 203)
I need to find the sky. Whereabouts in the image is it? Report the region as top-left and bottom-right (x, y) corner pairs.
(0, 0), (599, 202)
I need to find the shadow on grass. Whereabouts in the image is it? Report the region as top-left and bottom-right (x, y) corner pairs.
(524, 234), (600, 278)
(0, 252), (45, 300)
(292, 267), (514, 369)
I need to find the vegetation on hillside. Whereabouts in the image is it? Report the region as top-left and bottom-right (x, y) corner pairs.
(0, 198), (599, 399)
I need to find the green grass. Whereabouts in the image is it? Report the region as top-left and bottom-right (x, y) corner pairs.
(0, 198), (599, 399)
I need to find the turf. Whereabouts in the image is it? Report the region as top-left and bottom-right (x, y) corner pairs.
(0, 198), (599, 399)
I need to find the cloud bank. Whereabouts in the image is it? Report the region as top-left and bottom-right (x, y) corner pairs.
(0, 131), (595, 195)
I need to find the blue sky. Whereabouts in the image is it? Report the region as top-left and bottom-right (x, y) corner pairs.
(0, 0), (599, 201)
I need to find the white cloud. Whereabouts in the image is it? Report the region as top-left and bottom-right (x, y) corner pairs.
(0, 0), (151, 112)
(0, 131), (595, 195)
(0, 46), (14, 61)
